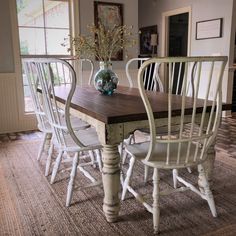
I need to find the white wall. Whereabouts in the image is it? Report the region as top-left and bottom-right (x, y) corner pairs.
(139, 0), (233, 58)
(79, 0), (139, 71)
(0, 0), (14, 73)
(139, 0), (235, 110)
(0, 0), (36, 134)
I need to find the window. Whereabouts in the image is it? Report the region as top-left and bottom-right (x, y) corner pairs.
(16, 0), (71, 112)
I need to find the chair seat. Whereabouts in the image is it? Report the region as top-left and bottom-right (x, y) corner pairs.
(53, 128), (102, 152)
(125, 141), (205, 169)
(138, 123), (201, 138)
(38, 114), (90, 133)
(68, 115), (90, 130)
(137, 125), (181, 138)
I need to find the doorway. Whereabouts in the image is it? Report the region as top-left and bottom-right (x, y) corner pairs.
(161, 7), (191, 91)
(168, 13), (189, 57)
(168, 13), (189, 94)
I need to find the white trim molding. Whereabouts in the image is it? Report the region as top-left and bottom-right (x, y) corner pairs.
(161, 6), (192, 57)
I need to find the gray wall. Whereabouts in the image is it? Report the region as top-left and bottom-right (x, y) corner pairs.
(229, 0), (236, 65)
(138, 0), (235, 107)
(79, 0), (139, 69)
(0, 0), (15, 72)
(138, 0), (234, 59)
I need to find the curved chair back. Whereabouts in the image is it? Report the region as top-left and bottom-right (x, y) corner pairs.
(172, 60), (197, 97)
(32, 58), (87, 148)
(81, 58), (94, 86)
(126, 57), (164, 92)
(138, 56), (227, 168)
(59, 57), (94, 86)
(23, 59), (50, 132)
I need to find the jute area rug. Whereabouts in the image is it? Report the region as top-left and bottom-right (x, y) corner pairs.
(0, 138), (236, 236)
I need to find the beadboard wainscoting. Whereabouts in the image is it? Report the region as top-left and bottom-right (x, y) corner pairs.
(0, 73), (37, 134)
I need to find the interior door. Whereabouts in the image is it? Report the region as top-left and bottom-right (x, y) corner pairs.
(168, 13), (189, 94)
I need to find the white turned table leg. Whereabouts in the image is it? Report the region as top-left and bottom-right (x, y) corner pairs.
(102, 144), (121, 222)
(203, 144), (215, 184)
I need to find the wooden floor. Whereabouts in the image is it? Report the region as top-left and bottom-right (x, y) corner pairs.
(0, 115), (236, 235)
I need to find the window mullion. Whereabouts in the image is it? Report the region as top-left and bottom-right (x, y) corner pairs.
(42, 0), (47, 55)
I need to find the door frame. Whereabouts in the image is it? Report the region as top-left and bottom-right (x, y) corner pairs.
(161, 7), (192, 90)
(161, 6), (192, 57)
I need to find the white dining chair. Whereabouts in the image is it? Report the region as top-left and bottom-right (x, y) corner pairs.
(65, 58), (94, 86)
(121, 56), (227, 234)
(82, 58), (94, 85)
(125, 58), (198, 180)
(23, 59), (92, 176)
(122, 58), (164, 163)
(125, 57), (164, 91)
(33, 58), (102, 207)
(23, 60), (52, 161)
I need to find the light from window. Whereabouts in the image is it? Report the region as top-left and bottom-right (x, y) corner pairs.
(16, 0), (71, 112)
(16, 0), (70, 56)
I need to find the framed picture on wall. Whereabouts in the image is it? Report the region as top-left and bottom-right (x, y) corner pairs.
(196, 18), (223, 40)
(139, 25), (158, 56)
(94, 1), (123, 60)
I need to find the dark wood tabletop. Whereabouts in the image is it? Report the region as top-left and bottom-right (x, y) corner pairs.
(53, 85), (231, 124)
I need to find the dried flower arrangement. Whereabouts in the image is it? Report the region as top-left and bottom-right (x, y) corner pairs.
(66, 23), (136, 62)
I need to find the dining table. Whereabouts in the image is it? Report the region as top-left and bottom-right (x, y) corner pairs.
(53, 84), (231, 223)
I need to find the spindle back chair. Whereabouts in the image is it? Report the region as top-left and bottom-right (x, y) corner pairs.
(23, 59), (52, 161)
(31, 58), (102, 206)
(125, 57), (164, 91)
(121, 56), (228, 234)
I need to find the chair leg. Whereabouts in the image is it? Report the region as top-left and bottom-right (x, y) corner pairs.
(187, 167), (192, 173)
(144, 165), (149, 183)
(66, 152), (79, 207)
(198, 164), (217, 217)
(130, 133), (135, 144)
(121, 156), (136, 200)
(122, 134), (134, 165)
(95, 149), (102, 172)
(119, 142), (124, 159)
(152, 168), (160, 234)
(122, 151), (128, 165)
(50, 150), (63, 184)
(88, 150), (95, 167)
(45, 142), (54, 176)
(172, 169), (178, 189)
(37, 132), (48, 161)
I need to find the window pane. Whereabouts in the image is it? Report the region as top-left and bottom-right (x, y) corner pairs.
(19, 28), (46, 55)
(23, 78), (34, 112)
(46, 29), (70, 55)
(44, 0), (69, 28)
(16, 0), (44, 27)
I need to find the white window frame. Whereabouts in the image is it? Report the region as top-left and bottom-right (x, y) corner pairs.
(10, 0), (79, 122)
(15, 0), (79, 114)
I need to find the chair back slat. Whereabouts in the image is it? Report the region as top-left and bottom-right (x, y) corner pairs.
(166, 62), (176, 164)
(41, 62), (65, 145)
(176, 61), (188, 164)
(55, 62), (61, 85)
(137, 56), (227, 167)
(23, 60), (50, 132)
(176, 62), (182, 95)
(126, 57), (164, 92)
(84, 59), (94, 86)
(185, 62), (201, 163)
